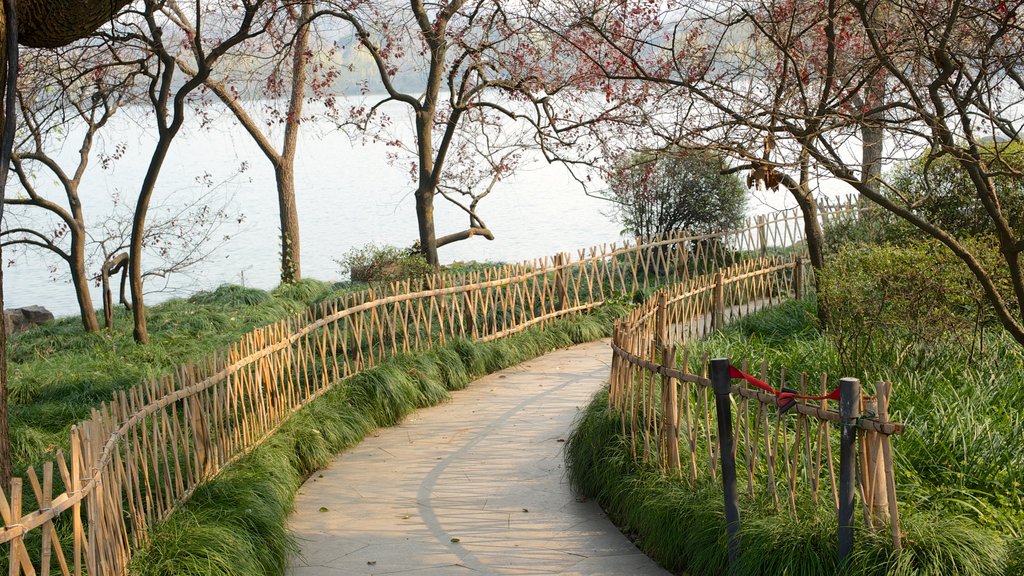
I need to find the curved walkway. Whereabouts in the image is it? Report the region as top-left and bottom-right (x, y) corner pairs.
(287, 339), (670, 576)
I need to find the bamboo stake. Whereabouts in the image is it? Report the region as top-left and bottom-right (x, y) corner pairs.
(878, 382), (902, 551)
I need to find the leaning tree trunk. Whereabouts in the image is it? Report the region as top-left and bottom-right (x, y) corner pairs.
(129, 132), (178, 345)
(779, 159), (828, 326)
(15, 0), (132, 48)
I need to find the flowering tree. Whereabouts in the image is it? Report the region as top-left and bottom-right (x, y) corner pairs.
(606, 147), (747, 239)
(320, 0), (575, 266)
(545, 0), (1024, 345)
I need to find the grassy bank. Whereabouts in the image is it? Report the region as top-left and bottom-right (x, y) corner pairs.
(567, 390), (1013, 576)
(7, 279), (348, 472)
(127, 303), (627, 576)
(691, 297), (1024, 541)
(566, 297), (1022, 575)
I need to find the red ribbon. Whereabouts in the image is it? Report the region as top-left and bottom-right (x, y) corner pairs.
(728, 366), (840, 406)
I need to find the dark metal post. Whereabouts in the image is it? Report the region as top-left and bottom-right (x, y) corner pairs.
(838, 377), (861, 569)
(711, 358), (740, 568)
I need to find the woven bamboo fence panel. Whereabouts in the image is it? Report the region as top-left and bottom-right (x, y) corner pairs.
(608, 199), (906, 550)
(0, 200), (847, 575)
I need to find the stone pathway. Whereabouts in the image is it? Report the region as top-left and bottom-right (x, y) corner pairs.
(287, 339), (670, 576)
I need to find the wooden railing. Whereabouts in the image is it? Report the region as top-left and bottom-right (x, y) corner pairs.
(0, 202), (842, 575)
(607, 203), (905, 566)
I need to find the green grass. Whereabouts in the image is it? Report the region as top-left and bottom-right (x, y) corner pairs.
(566, 390), (1013, 576)
(127, 303), (628, 576)
(689, 296), (1024, 540)
(6, 279), (346, 473)
(567, 295), (1022, 574)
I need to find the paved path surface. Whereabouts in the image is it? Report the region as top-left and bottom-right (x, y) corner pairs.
(287, 340), (671, 576)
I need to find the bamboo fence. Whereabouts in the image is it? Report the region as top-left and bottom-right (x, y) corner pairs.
(607, 207), (906, 557)
(0, 199), (851, 575)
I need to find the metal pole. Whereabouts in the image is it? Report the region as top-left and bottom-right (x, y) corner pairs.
(711, 358), (740, 568)
(838, 377), (861, 569)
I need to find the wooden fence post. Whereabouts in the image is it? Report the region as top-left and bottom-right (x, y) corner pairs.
(463, 291), (477, 340)
(711, 358), (741, 568)
(757, 215), (767, 256)
(554, 253), (568, 311)
(713, 272), (725, 330)
(838, 377), (861, 570)
(793, 256), (803, 300)
(877, 381), (902, 551)
(663, 345), (680, 473)
(655, 292), (668, 353)
(862, 396), (888, 527)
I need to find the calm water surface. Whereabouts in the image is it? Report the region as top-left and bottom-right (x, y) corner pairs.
(2, 102), (829, 318)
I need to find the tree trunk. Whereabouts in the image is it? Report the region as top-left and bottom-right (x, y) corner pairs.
(862, 124), (883, 192)
(416, 185), (439, 267)
(70, 225), (99, 332)
(129, 205), (149, 343)
(861, 74), (884, 193)
(0, 0), (16, 491)
(779, 172), (825, 271)
(0, 264), (10, 489)
(780, 159), (828, 326)
(130, 132), (179, 344)
(275, 162), (301, 283)
(276, 0), (311, 284)
(413, 87), (440, 266)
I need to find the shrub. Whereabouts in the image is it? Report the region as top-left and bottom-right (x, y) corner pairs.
(335, 244), (433, 283)
(817, 239), (1006, 370)
(890, 142), (1024, 239)
(606, 147), (747, 239)
(825, 141), (1024, 253)
(189, 285), (271, 307)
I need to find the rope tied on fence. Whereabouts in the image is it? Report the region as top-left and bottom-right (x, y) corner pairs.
(728, 365), (840, 413)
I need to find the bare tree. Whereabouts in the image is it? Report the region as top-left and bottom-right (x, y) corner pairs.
(2, 44), (141, 332)
(105, 0), (270, 343)
(178, 0), (321, 283)
(0, 0), (133, 493)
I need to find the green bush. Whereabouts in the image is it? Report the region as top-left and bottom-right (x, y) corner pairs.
(189, 284), (272, 307)
(889, 142), (1024, 239)
(335, 244), (433, 283)
(825, 141), (1024, 252)
(605, 147), (747, 239)
(817, 239), (1008, 371)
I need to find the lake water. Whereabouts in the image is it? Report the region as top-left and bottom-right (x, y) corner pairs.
(2, 101), (839, 318)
